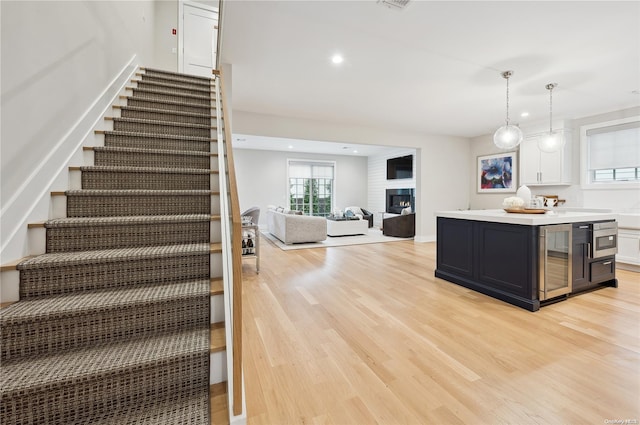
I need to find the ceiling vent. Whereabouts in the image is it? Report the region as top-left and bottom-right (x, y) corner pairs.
(377, 0), (411, 10)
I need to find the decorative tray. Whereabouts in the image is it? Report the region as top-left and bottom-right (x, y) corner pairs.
(504, 208), (547, 214)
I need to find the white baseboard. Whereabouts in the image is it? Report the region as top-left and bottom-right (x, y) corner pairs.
(0, 55), (139, 264)
(415, 235), (436, 243)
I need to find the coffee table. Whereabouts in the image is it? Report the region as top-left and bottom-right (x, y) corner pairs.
(326, 217), (368, 237)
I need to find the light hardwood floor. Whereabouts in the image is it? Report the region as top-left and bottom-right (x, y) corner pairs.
(241, 238), (640, 424)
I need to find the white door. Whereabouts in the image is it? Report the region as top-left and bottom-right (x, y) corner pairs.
(181, 2), (218, 77)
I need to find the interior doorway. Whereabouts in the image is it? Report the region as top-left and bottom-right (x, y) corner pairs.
(178, 1), (218, 77)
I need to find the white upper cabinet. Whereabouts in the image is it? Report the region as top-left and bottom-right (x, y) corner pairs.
(519, 129), (572, 186)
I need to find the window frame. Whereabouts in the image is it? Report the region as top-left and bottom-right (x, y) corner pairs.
(580, 115), (640, 190)
(286, 159), (336, 217)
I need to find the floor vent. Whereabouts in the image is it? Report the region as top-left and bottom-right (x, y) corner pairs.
(378, 0), (411, 10)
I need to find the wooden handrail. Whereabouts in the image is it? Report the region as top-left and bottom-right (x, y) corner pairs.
(217, 68), (244, 417)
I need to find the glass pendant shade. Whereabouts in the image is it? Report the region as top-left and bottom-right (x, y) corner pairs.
(494, 70), (522, 149)
(538, 83), (562, 153)
(494, 124), (524, 149)
(538, 131), (564, 153)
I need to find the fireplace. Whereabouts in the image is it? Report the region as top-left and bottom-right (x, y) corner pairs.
(386, 188), (415, 214)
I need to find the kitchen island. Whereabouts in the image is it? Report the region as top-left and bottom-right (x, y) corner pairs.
(435, 209), (618, 311)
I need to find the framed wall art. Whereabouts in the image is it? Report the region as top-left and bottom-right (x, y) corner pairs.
(477, 152), (517, 193)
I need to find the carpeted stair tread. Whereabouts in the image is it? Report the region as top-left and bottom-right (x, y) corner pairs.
(44, 214), (211, 228)
(118, 105), (213, 119)
(0, 280), (208, 324)
(80, 165), (215, 175)
(111, 116), (212, 130)
(101, 130), (214, 143)
(130, 86), (211, 102)
(43, 215), (213, 252)
(0, 327), (208, 393)
(65, 189), (214, 196)
(91, 145), (212, 158)
(91, 391), (209, 425)
(142, 67), (213, 83)
(135, 79), (212, 95)
(17, 243), (209, 269)
(122, 97), (214, 115)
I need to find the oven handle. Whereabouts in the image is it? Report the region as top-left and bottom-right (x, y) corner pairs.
(586, 242), (591, 259)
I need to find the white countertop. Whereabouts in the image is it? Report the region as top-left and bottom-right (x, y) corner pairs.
(435, 209), (619, 226)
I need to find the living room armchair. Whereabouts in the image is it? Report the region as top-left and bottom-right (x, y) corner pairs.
(345, 206), (374, 228)
(382, 212), (415, 238)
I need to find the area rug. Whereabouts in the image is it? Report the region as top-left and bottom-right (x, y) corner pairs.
(261, 228), (411, 251)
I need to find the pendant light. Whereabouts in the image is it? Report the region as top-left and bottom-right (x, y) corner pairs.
(493, 70), (523, 150)
(537, 83), (564, 153)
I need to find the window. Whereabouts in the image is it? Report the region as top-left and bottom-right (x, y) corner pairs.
(582, 117), (640, 187)
(288, 160), (334, 217)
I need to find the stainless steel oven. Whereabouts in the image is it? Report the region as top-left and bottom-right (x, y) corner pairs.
(592, 221), (618, 258)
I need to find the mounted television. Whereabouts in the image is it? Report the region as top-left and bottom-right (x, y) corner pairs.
(386, 155), (413, 180)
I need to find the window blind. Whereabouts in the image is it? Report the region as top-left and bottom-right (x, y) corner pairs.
(288, 161), (334, 179)
(587, 121), (640, 170)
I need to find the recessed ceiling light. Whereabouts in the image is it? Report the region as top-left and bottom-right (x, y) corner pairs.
(521, 112), (530, 118)
(288, 145), (294, 149)
(353, 150), (358, 154)
(331, 54), (344, 65)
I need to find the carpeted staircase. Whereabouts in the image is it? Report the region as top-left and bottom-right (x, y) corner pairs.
(0, 68), (222, 424)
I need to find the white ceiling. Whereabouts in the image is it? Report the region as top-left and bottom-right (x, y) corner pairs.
(220, 0), (640, 154)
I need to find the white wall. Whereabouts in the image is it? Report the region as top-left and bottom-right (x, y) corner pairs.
(1, 0), (157, 262)
(231, 110), (470, 241)
(469, 106), (640, 212)
(233, 148), (368, 226)
(154, 0), (179, 71)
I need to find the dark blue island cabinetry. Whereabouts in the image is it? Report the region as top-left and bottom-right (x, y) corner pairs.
(435, 210), (618, 312)
(436, 217), (540, 311)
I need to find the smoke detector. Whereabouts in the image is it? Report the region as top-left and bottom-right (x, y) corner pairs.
(378, 0), (411, 10)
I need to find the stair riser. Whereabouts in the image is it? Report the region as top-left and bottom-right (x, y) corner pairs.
(66, 194), (212, 217)
(45, 222), (211, 252)
(94, 150), (210, 169)
(112, 120), (210, 138)
(104, 132), (213, 153)
(131, 88), (211, 106)
(126, 98), (212, 115)
(0, 353), (209, 425)
(136, 81), (211, 98)
(81, 171), (212, 191)
(120, 108), (211, 126)
(1, 296), (209, 362)
(19, 254), (210, 298)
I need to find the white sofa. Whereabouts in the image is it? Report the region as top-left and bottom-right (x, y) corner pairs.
(266, 207), (327, 244)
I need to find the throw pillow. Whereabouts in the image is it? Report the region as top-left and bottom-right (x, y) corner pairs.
(345, 209), (355, 218)
(346, 206), (363, 216)
(401, 207), (411, 215)
(276, 206), (284, 213)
